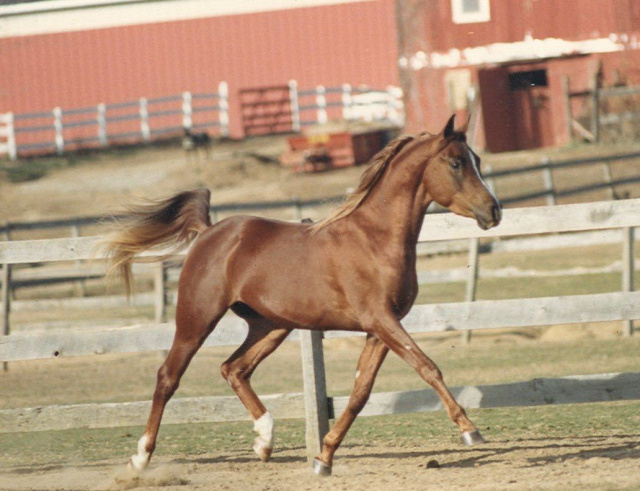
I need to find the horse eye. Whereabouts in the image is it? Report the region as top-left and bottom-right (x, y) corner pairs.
(450, 160), (463, 170)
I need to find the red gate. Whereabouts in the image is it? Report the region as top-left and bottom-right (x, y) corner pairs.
(239, 85), (294, 136)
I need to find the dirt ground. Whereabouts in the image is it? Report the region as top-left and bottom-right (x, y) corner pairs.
(2, 434), (639, 490)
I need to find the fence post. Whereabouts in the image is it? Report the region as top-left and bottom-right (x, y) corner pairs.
(293, 197), (303, 222)
(315, 85), (328, 124)
(289, 80), (301, 133)
(71, 225), (87, 297)
(622, 227), (635, 337)
(562, 76), (573, 144)
(218, 81), (230, 138)
(590, 69), (600, 143)
(154, 262), (167, 324)
(342, 83), (353, 120)
(97, 103), (107, 147)
(182, 92), (193, 130)
(462, 237), (480, 344)
(299, 330), (330, 463)
(139, 98), (151, 142)
(386, 85), (401, 124)
(1, 263), (10, 372)
(1, 112), (17, 161)
(541, 158), (556, 206)
(602, 159), (615, 200)
(53, 107), (64, 155)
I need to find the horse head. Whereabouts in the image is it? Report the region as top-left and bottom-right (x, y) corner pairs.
(420, 115), (502, 230)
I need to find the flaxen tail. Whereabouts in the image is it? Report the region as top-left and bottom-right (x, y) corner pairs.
(101, 188), (212, 296)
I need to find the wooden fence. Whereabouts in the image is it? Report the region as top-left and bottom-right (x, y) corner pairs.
(2, 85), (230, 158)
(2, 199), (640, 460)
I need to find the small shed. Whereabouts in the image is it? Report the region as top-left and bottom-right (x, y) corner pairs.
(397, 0), (640, 152)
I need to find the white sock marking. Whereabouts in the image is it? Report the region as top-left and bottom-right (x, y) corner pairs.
(253, 412), (274, 448)
(130, 434), (151, 470)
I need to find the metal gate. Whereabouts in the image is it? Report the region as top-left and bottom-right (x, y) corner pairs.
(239, 84), (295, 136)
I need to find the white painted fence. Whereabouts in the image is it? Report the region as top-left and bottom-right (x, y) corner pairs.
(6, 84), (230, 158)
(1, 83), (404, 159)
(1, 199), (640, 460)
(0, 112), (17, 160)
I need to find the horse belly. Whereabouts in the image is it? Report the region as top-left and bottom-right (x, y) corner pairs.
(233, 246), (360, 331)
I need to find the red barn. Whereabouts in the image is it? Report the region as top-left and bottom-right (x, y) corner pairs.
(397, 0), (640, 151)
(0, 0), (399, 142)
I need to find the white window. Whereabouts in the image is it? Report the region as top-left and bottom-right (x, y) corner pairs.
(451, 0), (491, 24)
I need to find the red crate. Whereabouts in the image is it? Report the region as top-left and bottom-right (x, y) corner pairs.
(280, 129), (388, 173)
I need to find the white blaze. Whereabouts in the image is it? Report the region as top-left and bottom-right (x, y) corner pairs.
(468, 149), (498, 203)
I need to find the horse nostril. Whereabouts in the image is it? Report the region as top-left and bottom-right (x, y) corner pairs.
(491, 203), (502, 223)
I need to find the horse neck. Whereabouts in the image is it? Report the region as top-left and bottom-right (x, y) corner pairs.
(350, 150), (432, 249)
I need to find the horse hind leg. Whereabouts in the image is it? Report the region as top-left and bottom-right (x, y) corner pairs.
(220, 312), (292, 462)
(128, 299), (228, 472)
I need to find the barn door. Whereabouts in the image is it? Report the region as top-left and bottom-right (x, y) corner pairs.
(509, 68), (554, 149)
(239, 85), (294, 136)
(478, 66), (517, 153)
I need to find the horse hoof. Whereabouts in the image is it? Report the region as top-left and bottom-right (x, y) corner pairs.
(253, 439), (272, 462)
(312, 458), (332, 477)
(127, 456), (147, 474)
(461, 430), (486, 446)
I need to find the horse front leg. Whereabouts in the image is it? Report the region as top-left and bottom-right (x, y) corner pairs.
(369, 315), (485, 445)
(314, 334), (389, 476)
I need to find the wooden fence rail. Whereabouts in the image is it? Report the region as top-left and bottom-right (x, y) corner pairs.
(1, 199), (639, 458)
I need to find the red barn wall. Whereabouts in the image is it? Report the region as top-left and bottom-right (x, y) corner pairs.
(0, 0), (399, 139)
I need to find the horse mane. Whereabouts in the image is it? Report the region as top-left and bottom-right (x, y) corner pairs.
(309, 134), (415, 234)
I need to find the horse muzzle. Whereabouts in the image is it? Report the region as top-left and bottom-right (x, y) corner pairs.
(475, 201), (502, 230)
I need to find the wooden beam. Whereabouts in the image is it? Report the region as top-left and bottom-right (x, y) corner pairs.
(400, 291), (640, 334)
(0, 316), (251, 362)
(2, 372), (638, 434)
(0, 392), (306, 433)
(333, 372), (640, 418)
(1, 263), (10, 372)
(418, 199), (640, 242)
(4, 200), (640, 265)
(4, 291), (640, 362)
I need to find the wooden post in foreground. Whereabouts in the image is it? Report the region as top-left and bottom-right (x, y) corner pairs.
(622, 227), (635, 337)
(590, 65), (601, 143)
(462, 237), (480, 344)
(562, 76), (573, 143)
(541, 158), (556, 206)
(1, 263), (10, 371)
(299, 330), (330, 462)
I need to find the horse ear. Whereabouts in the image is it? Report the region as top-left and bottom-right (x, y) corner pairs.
(442, 114), (456, 138)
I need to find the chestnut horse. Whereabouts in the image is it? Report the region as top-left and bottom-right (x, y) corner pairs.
(103, 115), (501, 476)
